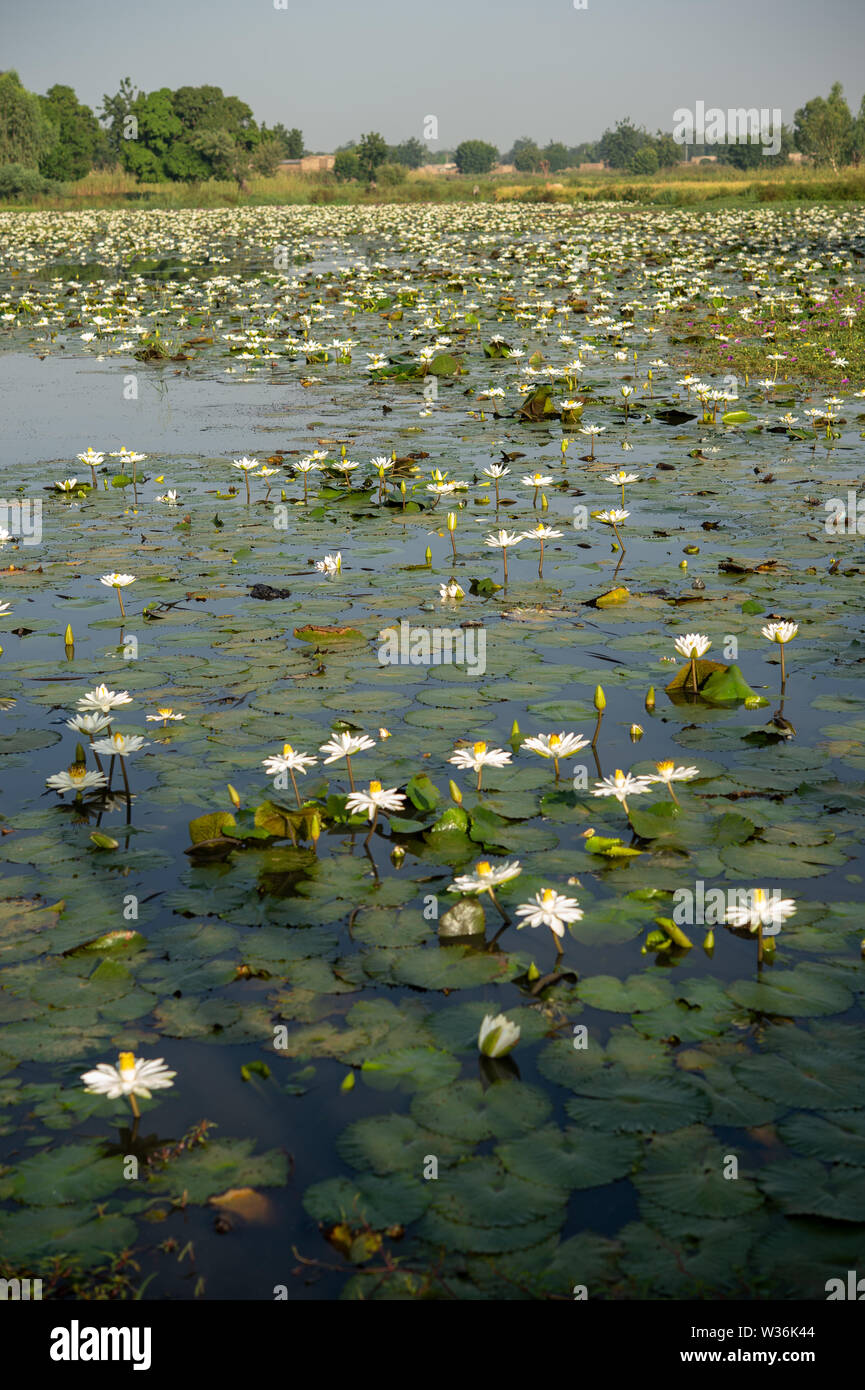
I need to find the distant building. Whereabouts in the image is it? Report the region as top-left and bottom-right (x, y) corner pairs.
(688, 154), (718, 164)
(493, 163), (516, 174)
(278, 154), (335, 173)
(577, 162), (607, 172)
(417, 162), (458, 176)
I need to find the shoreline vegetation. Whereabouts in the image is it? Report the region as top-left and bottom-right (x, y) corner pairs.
(4, 163), (865, 212)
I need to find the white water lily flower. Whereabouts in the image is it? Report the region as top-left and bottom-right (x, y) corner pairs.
(46, 766), (108, 794)
(515, 887), (584, 938)
(77, 684), (133, 714)
(449, 741), (512, 774)
(482, 463), (510, 479)
(319, 731), (376, 763)
(649, 761), (700, 785)
(725, 888), (797, 936)
(594, 509), (630, 525)
(55, 478), (79, 492)
(262, 744), (318, 775)
(345, 780), (407, 821)
(449, 859), (522, 894)
(110, 449), (147, 464)
(439, 579), (465, 600)
(0, 602), (14, 615)
(145, 707), (185, 724)
(100, 572), (136, 589)
(522, 731), (588, 762)
(762, 621), (798, 644)
(76, 448), (104, 467)
(65, 713), (112, 735)
(521, 472), (553, 488)
(674, 632), (712, 659)
(315, 551), (342, 575)
(232, 456), (260, 472)
(478, 1013), (521, 1058)
(605, 472), (640, 486)
(157, 490), (179, 505)
(591, 769), (653, 811)
(484, 529), (522, 550)
(522, 523), (562, 541)
(91, 732), (149, 757)
(81, 1052), (176, 1101)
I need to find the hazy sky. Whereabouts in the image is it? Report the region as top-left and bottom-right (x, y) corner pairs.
(5, 0), (864, 151)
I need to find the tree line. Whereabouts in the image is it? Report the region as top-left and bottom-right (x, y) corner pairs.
(1, 70), (863, 198)
(0, 71), (304, 195)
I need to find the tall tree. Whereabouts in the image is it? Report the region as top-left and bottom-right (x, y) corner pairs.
(38, 85), (100, 181)
(598, 118), (647, 169)
(543, 141), (571, 172)
(513, 141), (543, 172)
(99, 77), (139, 159)
(0, 70), (57, 168)
(283, 126), (303, 159)
(357, 131), (388, 180)
(391, 137), (425, 168)
(795, 83), (854, 170)
(454, 140), (499, 175)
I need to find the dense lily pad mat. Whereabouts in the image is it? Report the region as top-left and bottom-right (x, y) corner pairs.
(0, 202), (864, 1300)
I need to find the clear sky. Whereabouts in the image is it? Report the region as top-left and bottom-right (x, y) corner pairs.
(4, 0), (864, 152)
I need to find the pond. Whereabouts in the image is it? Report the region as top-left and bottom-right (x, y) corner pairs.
(1, 203), (864, 1300)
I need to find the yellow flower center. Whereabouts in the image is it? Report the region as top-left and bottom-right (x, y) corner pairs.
(114, 733), (124, 746)
(369, 780), (382, 794)
(614, 769), (625, 780)
(473, 741), (487, 756)
(656, 760), (674, 774)
(283, 743), (293, 756)
(754, 888), (766, 906)
(549, 735), (561, 748)
(542, 889), (555, 904)
(476, 861), (492, 876)
(118, 1052), (136, 1076)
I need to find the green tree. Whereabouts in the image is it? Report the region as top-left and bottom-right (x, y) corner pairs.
(190, 128), (258, 190)
(721, 123), (793, 169)
(629, 144), (658, 174)
(333, 149), (361, 181)
(172, 86), (256, 141)
(0, 70), (57, 168)
(795, 82), (855, 170)
(652, 131), (683, 169)
(454, 139), (499, 175)
(852, 95), (865, 167)
(357, 131), (388, 180)
(376, 161), (407, 186)
(543, 141), (571, 172)
(99, 77), (138, 160)
(514, 140), (543, 172)
(390, 137), (425, 168)
(283, 126), (304, 159)
(119, 88), (182, 181)
(38, 85), (100, 181)
(599, 118), (647, 169)
(569, 141), (600, 165)
(251, 134), (285, 177)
